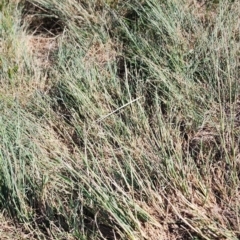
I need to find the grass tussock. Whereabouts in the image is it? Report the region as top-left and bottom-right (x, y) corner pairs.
(0, 0), (239, 239)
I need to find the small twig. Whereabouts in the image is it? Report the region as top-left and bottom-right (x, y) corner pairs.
(96, 96), (142, 123)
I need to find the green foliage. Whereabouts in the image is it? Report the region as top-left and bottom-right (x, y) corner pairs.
(0, 0), (239, 239)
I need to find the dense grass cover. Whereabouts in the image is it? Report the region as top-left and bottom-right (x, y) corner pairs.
(0, 0), (239, 239)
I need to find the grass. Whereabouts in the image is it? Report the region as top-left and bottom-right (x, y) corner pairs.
(0, 0), (239, 239)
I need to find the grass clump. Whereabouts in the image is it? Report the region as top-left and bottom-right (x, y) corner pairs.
(0, 0), (239, 239)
